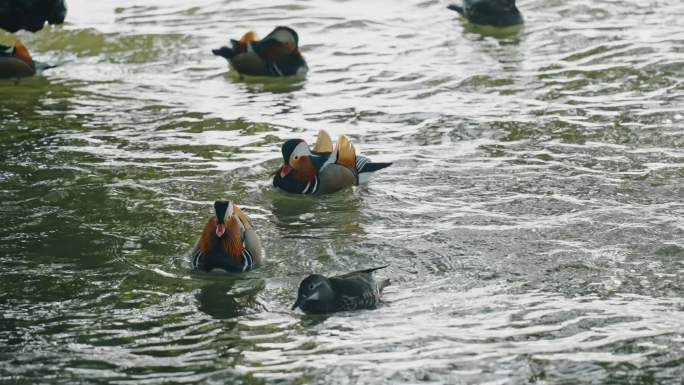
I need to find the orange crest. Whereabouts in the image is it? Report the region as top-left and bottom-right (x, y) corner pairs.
(13, 40), (33, 65)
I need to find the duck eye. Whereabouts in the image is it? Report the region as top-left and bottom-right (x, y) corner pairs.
(294, 155), (299, 160)
(308, 284), (315, 290)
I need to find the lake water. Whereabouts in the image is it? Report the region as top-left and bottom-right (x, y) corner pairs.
(1, 0), (683, 383)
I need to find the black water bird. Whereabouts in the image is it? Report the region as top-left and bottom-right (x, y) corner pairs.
(0, 0), (67, 32)
(292, 266), (390, 314)
(447, 0), (523, 27)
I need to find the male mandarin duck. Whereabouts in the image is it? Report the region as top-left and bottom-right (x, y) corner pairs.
(448, 0), (523, 27)
(273, 129), (392, 195)
(0, 40), (36, 79)
(292, 266), (391, 314)
(212, 26), (308, 77)
(191, 200), (264, 273)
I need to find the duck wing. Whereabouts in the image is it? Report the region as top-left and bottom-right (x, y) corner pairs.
(329, 268), (387, 310)
(335, 135), (357, 172)
(313, 129), (333, 153)
(337, 265), (388, 279)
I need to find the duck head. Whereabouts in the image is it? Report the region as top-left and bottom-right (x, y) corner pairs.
(292, 274), (334, 311)
(266, 26), (300, 53)
(213, 200), (233, 237)
(199, 200), (244, 260)
(279, 139), (315, 179)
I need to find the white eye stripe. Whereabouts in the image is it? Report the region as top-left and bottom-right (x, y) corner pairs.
(271, 29), (296, 46)
(227, 202), (234, 218)
(290, 142), (311, 162)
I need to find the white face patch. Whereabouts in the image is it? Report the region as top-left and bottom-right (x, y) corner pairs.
(307, 291), (321, 301)
(226, 201), (234, 220)
(289, 141), (311, 164)
(270, 29), (296, 46)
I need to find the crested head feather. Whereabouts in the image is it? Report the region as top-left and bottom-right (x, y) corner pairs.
(213, 200), (231, 224)
(267, 26), (299, 47)
(281, 139), (305, 163)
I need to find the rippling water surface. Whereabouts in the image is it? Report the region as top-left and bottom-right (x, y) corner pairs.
(1, 0), (683, 383)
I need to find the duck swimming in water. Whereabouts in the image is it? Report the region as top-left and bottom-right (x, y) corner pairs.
(273, 129), (392, 195)
(448, 0), (523, 27)
(191, 200), (264, 273)
(212, 26), (308, 77)
(0, 40), (36, 79)
(292, 266), (391, 314)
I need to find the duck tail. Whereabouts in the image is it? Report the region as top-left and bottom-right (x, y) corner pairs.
(379, 278), (391, 293)
(313, 129), (333, 153)
(357, 158), (392, 174)
(356, 156), (391, 184)
(358, 265), (389, 274)
(447, 4), (465, 16)
(336, 135), (357, 171)
(212, 46), (236, 59)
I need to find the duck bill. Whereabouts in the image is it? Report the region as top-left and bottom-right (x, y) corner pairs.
(291, 297), (302, 310)
(280, 164), (293, 178)
(215, 223), (226, 237)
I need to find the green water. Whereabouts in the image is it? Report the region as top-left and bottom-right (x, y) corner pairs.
(1, 0), (683, 384)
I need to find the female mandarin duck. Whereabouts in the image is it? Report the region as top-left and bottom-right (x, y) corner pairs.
(0, 40), (36, 79)
(212, 26), (308, 77)
(448, 0), (523, 27)
(292, 266), (391, 314)
(191, 200), (264, 273)
(273, 130), (392, 195)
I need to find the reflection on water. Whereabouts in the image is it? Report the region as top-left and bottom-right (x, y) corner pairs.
(1, 0), (683, 383)
(197, 278), (265, 319)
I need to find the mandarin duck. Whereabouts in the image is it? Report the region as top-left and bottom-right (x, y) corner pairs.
(191, 200), (263, 273)
(273, 129), (392, 195)
(448, 0), (523, 27)
(0, 40), (36, 79)
(212, 26), (308, 77)
(292, 266), (391, 314)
